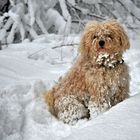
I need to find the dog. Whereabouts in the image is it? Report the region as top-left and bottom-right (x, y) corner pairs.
(44, 20), (130, 124)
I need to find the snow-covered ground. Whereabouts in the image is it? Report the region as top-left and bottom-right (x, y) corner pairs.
(0, 34), (140, 140)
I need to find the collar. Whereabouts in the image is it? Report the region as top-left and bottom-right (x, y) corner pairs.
(95, 53), (124, 69)
(96, 59), (124, 69)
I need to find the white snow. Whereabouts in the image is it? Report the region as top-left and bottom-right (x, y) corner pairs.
(64, 93), (140, 140)
(0, 34), (140, 140)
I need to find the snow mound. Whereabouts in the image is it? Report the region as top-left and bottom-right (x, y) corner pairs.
(65, 94), (140, 140)
(0, 82), (140, 140)
(0, 81), (46, 140)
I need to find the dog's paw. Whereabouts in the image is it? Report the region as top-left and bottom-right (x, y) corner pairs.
(88, 101), (101, 118)
(88, 101), (110, 119)
(55, 95), (89, 125)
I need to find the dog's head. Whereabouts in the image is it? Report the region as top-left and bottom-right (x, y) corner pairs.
(80, 20), (130, 60)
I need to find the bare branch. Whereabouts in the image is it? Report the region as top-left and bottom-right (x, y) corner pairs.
(52, 43), (79, 49)
(28, 42), (79, 59)
(87, 13), (106, 20)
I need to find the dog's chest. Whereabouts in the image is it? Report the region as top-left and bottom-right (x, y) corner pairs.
(85, 65), (127, 96)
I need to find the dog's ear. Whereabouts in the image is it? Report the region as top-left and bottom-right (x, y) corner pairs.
(79, 29), (92, 55)
(79, 21), (99, 55)
(119, 27), (130, 51)
(106, 20), (130, 51)
(79, 31), (88, 54)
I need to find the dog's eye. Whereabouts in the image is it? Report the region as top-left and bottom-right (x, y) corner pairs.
(93, 35), (97, 39)
(107, 34), (113, 39)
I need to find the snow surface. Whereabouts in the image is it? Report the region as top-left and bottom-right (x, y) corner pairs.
(0, 34), (140, 140)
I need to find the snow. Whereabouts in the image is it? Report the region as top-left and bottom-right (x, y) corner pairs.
(0, 35), (79, 88)
(64, 93), (140, 140)
(0, 34), (140, 140)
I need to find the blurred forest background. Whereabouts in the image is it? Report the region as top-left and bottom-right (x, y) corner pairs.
(0, 0), (140, 44)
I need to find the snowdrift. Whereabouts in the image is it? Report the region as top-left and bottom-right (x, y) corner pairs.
(0, 82), (140, 140)
(65, 93), (140, 140)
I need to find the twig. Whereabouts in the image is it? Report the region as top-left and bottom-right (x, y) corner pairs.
(66, 0), (106, 20)
(5, 35), (8, 48)
(51, 61), (72, 65)
(27, 47), (48, 58)
(99, 3), (117, 19)
(125, 24), (139, 33)
(87, 13), (106, 20)
(28, 43), (79, 59)
(72, 19), (85, 28)
(52, 43), (79, 49)
(0, 41), (1, 50)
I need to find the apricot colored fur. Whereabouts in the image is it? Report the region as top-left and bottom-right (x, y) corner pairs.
(44, 20), (130, 124)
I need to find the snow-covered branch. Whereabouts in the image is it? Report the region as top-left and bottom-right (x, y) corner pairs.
(0, 0), (72, 43)
(0, 0), (140, 44)
(116, 0), (140, 21)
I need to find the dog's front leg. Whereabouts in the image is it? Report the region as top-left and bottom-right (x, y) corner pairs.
(88, 95), (111, 119)
(54, 95), (89, 124)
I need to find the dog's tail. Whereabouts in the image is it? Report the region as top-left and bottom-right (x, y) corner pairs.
(43, 91), (55, 115)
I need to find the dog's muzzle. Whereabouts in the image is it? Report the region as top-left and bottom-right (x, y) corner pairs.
(99, 40), (105, 48)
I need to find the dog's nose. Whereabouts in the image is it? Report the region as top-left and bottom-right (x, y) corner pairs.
(99, 40), (105, 48)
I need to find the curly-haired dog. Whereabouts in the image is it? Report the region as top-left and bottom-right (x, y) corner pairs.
(44, 20), (130, 124)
